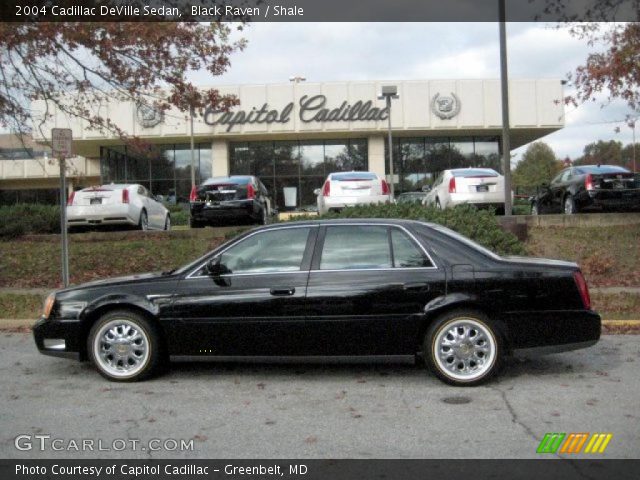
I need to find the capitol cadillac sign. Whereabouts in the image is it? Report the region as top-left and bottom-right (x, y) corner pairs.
(203, 95), (390, 132)
(138, 93), (462, 131)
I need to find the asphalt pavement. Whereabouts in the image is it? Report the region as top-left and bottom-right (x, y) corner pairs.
(1, 333), (638, 459)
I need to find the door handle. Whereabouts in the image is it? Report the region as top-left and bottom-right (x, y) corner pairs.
(270, 287), (295, 296)
(403, 282), (429, 291)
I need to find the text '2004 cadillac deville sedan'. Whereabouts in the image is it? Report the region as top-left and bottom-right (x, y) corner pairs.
(33, 219), (600, 386)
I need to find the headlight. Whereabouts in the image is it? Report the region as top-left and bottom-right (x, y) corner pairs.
(42, 293), (56, 319)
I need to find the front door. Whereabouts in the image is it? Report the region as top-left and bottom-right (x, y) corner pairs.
(304, 224), (446, 356)
(167, 226), (317, 356)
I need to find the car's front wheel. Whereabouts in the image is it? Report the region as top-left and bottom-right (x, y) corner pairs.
(530, 202), (539, 215)
(424, 309), (502, 386)
(138, 210), (148, 231)
(88, 310), (164, 382)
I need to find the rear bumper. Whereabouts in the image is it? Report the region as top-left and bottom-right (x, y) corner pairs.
(581, 189), (640, 211)
(448, 191), (507, 207)
(322, 194), (391, 211)
(33, 317), (82, 360)
(190, 199), (258, 222)
(506, 310), (601, 353)
(67, 205), (136, 226)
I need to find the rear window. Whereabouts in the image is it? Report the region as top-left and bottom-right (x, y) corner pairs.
(575, 166), (630, 174)
(451, 169), (499, 177)
(330, 172), (377, 181)
(202, 176), (251, 186)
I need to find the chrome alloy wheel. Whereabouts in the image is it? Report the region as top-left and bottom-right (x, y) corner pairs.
(93, 320), (150, 378)
(433, 318), (497, 382)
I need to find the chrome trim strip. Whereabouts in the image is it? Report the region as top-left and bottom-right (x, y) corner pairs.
(185, 222), (438, 279)
(170, 355), (416, 364)
(512, 339), (598, 357)
(43, 339), (66, 350)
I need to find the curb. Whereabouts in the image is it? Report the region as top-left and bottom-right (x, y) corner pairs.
(2, 319), (640, 329)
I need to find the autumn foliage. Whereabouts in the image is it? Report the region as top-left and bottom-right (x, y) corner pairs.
(0, 22), (245, 142)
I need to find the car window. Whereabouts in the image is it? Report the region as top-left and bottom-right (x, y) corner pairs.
(320, 225), (391, 270)
(551, 171), (566, 184)
(391, 228), (433, 268)
(218, 227), (311, 274)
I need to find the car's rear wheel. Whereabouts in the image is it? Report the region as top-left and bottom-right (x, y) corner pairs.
(435, 198), (442, 210)
(164, 215), (171, 231)
(424, 309), (502, 386)
(88, 310), (164, 382)
(564, 195), (577, 215)
(261, 204), (269, 225)
(138, 210), (148, 231)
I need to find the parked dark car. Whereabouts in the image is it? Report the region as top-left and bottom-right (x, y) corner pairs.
(530, 165), (640, 215)
(189, 175), (272, 227)
(33, 219), (600, 386)
(396, 191), (427, 205)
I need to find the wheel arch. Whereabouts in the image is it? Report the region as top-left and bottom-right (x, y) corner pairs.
(78, 298), (165, 361)
(416, 294), (511, 355)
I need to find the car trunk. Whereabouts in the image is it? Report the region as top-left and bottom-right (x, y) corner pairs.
(454, 174), (503, 194)
(196, 183), (249, 203)
(330, 176), (382, 197)
(590, 172), (638, 190)
(70, 187), (122, 206)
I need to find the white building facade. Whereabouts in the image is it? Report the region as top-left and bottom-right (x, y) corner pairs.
(22, 79), (564, 208)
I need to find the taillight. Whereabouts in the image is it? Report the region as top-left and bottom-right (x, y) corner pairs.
(573, 270), (591, 310)
(122, 189), (129, 204)
(448, 177), (457, 193)
(247, 183), (256, 199)
(585, 174), (594, 191)
(381, 179), (390, 195)
(67, 191), (75, 206)
(322, 181), (331, 197)
(189, 185), (198, 202)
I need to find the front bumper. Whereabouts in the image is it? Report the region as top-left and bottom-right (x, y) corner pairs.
(33, 317), (82, 360)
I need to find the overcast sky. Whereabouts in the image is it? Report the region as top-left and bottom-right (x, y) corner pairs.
(188, 22), (637, 162)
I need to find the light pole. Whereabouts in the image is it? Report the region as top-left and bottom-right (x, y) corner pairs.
(189, 105), (196, 190)
(631, 119), (637, 173)
(289, 75), (306, 84)
(378, 85), (399, 199)
(498, 0), (513, 216)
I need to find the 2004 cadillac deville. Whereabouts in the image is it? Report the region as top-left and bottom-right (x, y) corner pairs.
(33, 219), (600, 386)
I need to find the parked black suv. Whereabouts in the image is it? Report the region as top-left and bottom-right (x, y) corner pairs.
(189, 176), (272, 227)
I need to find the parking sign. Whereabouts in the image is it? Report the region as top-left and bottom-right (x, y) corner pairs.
(51, 128), (73, 158)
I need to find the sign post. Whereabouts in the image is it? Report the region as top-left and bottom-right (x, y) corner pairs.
(51, 128), (73, 287)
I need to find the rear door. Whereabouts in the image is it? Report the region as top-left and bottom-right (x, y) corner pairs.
(304, 224), (446, 355)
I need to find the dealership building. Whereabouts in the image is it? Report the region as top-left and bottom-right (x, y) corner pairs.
(1, 79), (564, 208)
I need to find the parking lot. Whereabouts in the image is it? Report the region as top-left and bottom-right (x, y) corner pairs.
(1, 332), (638, 459)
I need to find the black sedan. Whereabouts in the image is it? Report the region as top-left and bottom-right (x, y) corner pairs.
(530, 165), (640, 215)
(189, 175), (272, 227)
(33, 219), (600, 386)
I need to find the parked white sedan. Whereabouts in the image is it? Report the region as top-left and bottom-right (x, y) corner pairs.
(315, 171), (392, 215)
(67, 184), (170, 231)
(423, 168), (510, 214)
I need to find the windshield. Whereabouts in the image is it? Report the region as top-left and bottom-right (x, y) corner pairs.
(451, 169), (499, 177)
(575, 165), (630, 174)
(331, 172), (377, 181)
(429, 223), (502, 261)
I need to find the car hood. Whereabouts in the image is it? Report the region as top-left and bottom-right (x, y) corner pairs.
(57, 271), (173, 293)
(501, 256), (578, 269)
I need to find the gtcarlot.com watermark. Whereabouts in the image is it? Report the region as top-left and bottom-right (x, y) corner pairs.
(14, 434), (194, 452)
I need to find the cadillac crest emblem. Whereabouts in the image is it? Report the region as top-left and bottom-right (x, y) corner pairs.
(431, 92), (461, 119)
(136, 102), (164, 128)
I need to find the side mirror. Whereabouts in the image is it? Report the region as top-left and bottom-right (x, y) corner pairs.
(313, 188), (321, 196)
(205, 257), (230, 276)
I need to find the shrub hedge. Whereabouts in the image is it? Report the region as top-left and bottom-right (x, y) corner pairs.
(0, 204), (61, 239)
(293, 203), (526, 256)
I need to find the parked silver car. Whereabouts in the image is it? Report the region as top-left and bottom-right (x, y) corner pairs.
(67, 184), (170, 231)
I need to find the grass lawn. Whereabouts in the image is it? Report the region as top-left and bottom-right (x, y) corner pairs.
(0, 293), (43, 319)
(526, 224), (640, 288)
(0, 229), (244, 289)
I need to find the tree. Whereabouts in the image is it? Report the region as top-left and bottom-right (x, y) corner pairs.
(512, 142), (563, 189)
(563, 22), (639, 125)
(574, 139), (623, 166)
(0, 21), (246, 146)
